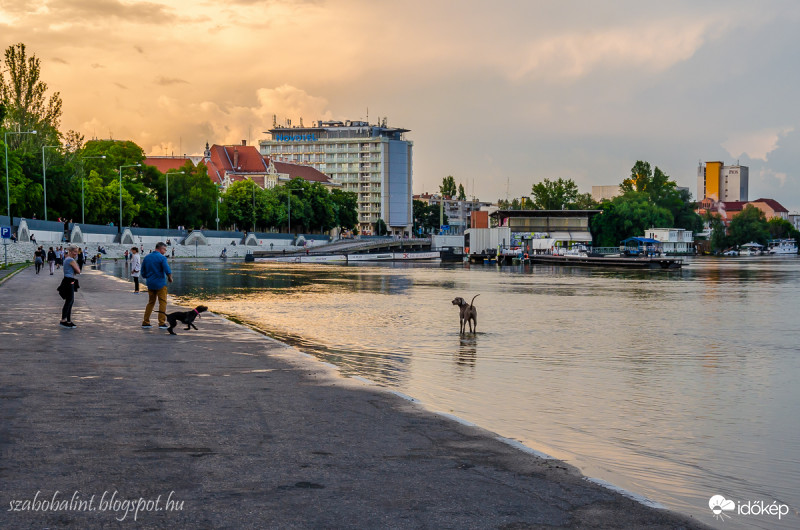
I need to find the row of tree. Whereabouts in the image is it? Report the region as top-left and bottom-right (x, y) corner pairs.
(1, 42), (358, 233)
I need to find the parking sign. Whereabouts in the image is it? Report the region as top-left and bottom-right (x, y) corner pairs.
(1, 227), (10, 239)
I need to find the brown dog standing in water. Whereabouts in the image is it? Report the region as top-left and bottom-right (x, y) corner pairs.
(452, 295), (479, 334)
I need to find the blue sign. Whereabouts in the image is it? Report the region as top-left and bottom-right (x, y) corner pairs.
(274, 133), (318, 142)
(440, 225), (450, 231)
(1, 227), (10, 239)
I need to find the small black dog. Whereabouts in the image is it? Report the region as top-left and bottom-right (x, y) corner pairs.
(158, 305), (208, 335)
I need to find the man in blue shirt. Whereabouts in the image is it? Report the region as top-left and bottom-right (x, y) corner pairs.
(140, 242), (173, 329)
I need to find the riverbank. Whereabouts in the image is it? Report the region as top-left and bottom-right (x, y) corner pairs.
(0, 266), (707, 528)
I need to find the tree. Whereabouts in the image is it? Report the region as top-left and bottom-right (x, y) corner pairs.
(572, 192), (598, 210)
(374, 218), (388, 236)
(708, 214), (727, 252)
(439, 175), (457, 197)
(620, 161), (652, 194)
(619, 161), (702, 233)
(222, 179), (265, 231)
(159, 161), (218, 229)
(413, 199), (447, 235)
(330, 188), (358, 230)
(767, 217), (800, 241)
(457, 183), (466, 201)
(0, 43), (63, 146)
(591, 192), (674, 247)
(727, 205), (769, 247)
(530, 178), (580, 210)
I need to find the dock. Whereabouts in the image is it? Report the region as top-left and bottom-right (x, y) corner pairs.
(526, 254), (683, 269)
(470, 254), (683, 269)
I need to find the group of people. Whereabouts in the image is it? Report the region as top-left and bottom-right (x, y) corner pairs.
(57, 242), (174, 330)
(34, 246), (88, 275)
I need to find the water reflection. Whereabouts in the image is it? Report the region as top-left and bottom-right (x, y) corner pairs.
(107, 256), (800, 529)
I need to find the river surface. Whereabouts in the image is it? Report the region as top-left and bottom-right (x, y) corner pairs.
(108, 256), (800, 529)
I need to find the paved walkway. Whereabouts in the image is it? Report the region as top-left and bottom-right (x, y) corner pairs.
(0, 266), (708, 528)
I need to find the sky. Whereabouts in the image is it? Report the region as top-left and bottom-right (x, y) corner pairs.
(2, 0), (800, 211)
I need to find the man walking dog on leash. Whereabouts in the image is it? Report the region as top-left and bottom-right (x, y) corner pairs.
(140, 242), (173, 329)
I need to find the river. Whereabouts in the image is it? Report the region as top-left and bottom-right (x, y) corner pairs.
(108, 256), (800, 528)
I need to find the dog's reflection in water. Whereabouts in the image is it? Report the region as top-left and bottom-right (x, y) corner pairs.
(456, 336), (478, 367)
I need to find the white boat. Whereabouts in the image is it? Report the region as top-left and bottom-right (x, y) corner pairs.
(739, 242), (765, 256)
(767, 239), (798, 255)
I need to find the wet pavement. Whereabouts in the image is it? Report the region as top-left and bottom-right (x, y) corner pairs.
(0, 266), (708, 528)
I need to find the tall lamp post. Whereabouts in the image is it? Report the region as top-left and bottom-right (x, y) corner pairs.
(165, 170), (184, 229)
(287, 187), (303, 235)
(216, 184), (222, 231)
(41, 144), (66, 221)
(77, 155), (106, 224)
(4, 130), (37, 219)
(118, 163), (141, 230)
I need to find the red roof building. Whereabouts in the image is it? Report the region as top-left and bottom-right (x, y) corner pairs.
(696, 198), (789, 224)
(202, 141), (336, 190)
(144, 156), (193, 174)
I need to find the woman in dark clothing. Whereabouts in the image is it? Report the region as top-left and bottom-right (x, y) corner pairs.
(47, 247), (57, 275)
(76, 248), (85, 271)
(59, 245), (81, 328)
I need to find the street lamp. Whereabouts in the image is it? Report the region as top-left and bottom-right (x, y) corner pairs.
(119, 163), (141, 230)
(216, 184), (222, 231)
(41, 144), (67, 221)
(4, 130), (37, 219)
(77, 155), (106, 224)
(164, 170), (184, 229)
(287, 187), (303, 235)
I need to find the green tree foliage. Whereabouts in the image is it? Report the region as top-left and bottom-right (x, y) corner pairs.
(457, 183), (466, 201)
(0, 43), (62, 146)
(159, 162), (219, 229)
(413, 199), (447, 235)
(330, 188), (358, 230)
(439, 175), (457, 197)
(708, 214), (728, 251)
(727, 205), (770, 247)
(374, 218), (388, 236)
(767, 217), (800, 241)
(219, 177), (355, 234)
(591, 161), (703, 245)
(530, 178), (580, 210)
(591, 192), (674, 247)
(222, 179), (264, 231)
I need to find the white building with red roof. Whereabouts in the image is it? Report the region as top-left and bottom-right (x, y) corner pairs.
(201, 141), (336, 190)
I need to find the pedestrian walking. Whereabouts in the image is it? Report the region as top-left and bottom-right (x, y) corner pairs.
(76, 247), (85, 271)
(140, 242), (173, 329)
(57, 245), (81, 328)
(130, 247), (141, 293)
(47, 247), (56, 275)
(34, 246), (44, 274)
(124, 249), (129, 262)
(55, 247), (63, 269)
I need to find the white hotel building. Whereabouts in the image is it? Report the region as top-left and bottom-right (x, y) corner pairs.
(260, 120), (413, 236)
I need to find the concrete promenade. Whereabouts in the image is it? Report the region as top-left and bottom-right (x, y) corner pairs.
(0, 266), (707, 529)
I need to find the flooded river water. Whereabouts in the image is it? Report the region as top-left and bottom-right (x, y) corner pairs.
(109, 256), (800, 528)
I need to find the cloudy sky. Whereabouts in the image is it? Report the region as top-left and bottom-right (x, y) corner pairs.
(2, 0), (800, 210)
